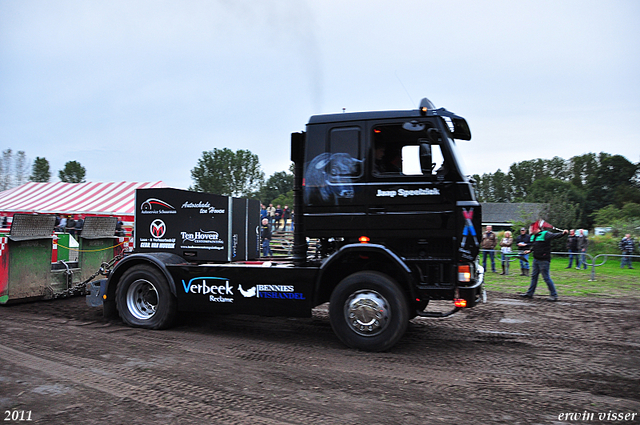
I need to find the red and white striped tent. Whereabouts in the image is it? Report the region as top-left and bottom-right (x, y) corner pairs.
(0, 181), (168, 222)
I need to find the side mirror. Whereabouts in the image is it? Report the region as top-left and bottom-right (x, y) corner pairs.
(419, 142), (434, 174)
(427, 128), (441, 144)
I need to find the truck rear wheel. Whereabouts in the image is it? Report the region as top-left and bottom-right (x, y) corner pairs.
(329, 271), (409, 352)
(116, 265), (176, 329)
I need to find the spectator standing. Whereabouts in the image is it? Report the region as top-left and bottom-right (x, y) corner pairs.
(481, 225), (497, 273)
(260, 204), (268, 221)
(520, 221), (568, 301)
(274, 205), (283, 231)
(565, 229), (578, 269)
(261, 218), (272, 257)
(515, 227), (530, 276)
(115, 220), (126, 237)
(57, 215), (67, 233)
(66, 215), (76, 237)
(499, 231), (513, 275)
(283, 205), (291, 231)
(266, 204), (276, 230)
(619, 234), (635, 269)
(576, 229), (588, 270)
(74, 215), (84, 237)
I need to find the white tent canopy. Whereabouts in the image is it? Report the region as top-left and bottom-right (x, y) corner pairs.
(0, 181), (167, 218)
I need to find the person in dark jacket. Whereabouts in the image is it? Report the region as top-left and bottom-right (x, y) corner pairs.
(261, 218), (272, 257)
(74, 215), (84, 237)
(565, 229), (578, 269)
(115, 220), (126, 237)
(576, 229), (589, 270)
(282, 205), (291, 231)
(520, 221), (568, 301)
(274, 205), (283, 231)
(619, 234), (635, 269)
(66, 215), (77, 237)
(515, 227), (530, 276)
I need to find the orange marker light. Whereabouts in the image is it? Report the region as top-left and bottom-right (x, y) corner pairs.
(359, 236), (370, 243)
(454, 298), (467, 308)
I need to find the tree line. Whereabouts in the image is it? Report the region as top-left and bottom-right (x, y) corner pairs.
(472, 152), (640, 233)
(0, 149), (86, 190)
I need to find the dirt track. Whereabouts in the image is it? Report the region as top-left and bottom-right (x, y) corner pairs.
(1, 291), (639, 424)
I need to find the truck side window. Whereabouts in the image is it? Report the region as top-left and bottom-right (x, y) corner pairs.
(374, 143), (402, 174)
(373, 128), (401, 175)
(328, 127), (363, 180)
(373, 123), (446, 180)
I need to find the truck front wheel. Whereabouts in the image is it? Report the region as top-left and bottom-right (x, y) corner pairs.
(116, 265), (177, 329)
(329, 271), (409, 352)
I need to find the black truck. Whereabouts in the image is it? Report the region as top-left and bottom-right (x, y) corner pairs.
(89, 98), (485, 351)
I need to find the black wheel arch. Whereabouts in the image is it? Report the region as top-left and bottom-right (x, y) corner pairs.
(315, 244), (417, 306)
(105, 252), (186, 311)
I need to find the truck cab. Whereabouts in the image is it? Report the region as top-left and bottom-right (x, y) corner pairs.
(292, 98), (482, 311)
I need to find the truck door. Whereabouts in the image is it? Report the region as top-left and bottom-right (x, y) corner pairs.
(303, 125), (367, 238)
(364, 121), (458, 258)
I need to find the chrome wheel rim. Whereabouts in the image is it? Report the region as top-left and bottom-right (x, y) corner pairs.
(126, 279), (158, 320)
(344, 290), (390, 336)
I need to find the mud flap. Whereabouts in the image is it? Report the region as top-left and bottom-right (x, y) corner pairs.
(459, 280), (484, 308)
(86, 279), (107, 307)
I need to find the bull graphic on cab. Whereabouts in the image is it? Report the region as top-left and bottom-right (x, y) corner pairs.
(304, 152), (362, 205)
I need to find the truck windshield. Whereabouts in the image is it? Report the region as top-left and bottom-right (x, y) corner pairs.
(445, 135), (469, 178)
(400, 145), (444, 175)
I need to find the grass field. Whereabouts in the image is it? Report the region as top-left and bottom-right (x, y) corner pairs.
(482, 255), (640, 298)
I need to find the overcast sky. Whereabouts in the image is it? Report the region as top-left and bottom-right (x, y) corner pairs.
(1, 0), (639, 190)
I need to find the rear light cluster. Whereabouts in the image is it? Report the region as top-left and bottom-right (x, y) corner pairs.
(458, 264), (472, 283)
